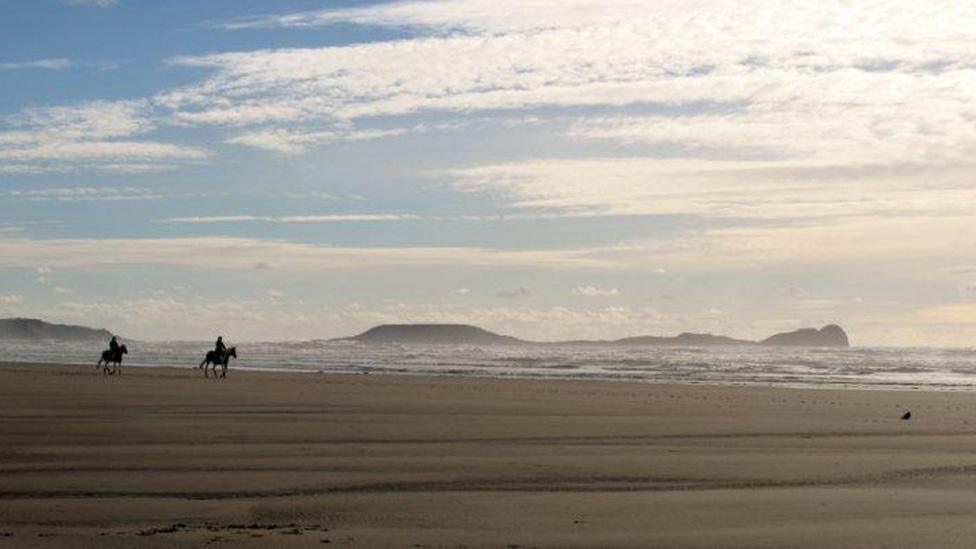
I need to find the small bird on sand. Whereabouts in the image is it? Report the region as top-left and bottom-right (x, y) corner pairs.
(901, 411), (911, 420)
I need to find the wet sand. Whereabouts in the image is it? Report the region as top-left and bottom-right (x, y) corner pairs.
(3, 362), (976, 547)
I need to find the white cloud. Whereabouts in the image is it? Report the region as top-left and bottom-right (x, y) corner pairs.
(0, 100), (208, 173)
(0, 58), (72, 71)
(227, 127), (406, 154)
(4, 100), (153, 141)
(61, 0), (117, 7)
(599, 214), (976, 272)
(0, 295), (24, 305)
(158, 213), (419, 224)
(266, 288), (284, 304)
(496, 287), (532, 299)
(572, 285), (620, 297)
(0, 236), (616, 271)
(180, 1), (976, 129)
(916, 303), (976, 325)
(2, 187), (161, 202)
(141, 0), (976, 187)
(445, 157), (976, 221)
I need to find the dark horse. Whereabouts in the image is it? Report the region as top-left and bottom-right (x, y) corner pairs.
(200, 347), (236, 379)
(97, 345), (128, 376)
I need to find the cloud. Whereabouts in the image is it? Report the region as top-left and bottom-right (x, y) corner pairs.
(266, 288), (284, 304)
(1, 187), (161, 202)
(160, 0), (976, 175)
(158, 214), (419, 224)
(0, 58), (72, 71)
(182, 1), (976, 126)
(61, 0), (118, 7)
(215, 0), (746, 34)
(603, 214), (976, 272)
(227, 127), (407, 154)
(0, 100), (208, 173)
(572, 285), (620, 297)
(0, 295), (24, 305)
(0, 236), (616, 271)
(916, 303), (976, 324)
(446, 157), (976, 220)
(496, 287), (532, 299)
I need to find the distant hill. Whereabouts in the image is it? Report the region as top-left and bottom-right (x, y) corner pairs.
(334, 323), (851, 348)
(613, 333), (753, 346)
(335, 324), (526, 346)
(760, 324), (850, 347)
(0, 318), (113, 342)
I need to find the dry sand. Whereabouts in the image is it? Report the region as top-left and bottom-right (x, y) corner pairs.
(3, 362), (976, 547)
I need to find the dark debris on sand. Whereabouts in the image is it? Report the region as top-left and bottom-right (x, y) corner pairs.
(123, 521), (330, 540)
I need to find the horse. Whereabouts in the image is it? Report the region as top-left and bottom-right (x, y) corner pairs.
(97, 345), (128, 376)
(200, 347), (236, 379)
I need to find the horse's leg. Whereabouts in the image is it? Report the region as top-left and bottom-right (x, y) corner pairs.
(220, 360), (227, 378)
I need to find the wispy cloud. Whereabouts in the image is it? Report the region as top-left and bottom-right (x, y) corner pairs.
(158, 213), (419, 224)
(496, 287), (532, 299)
(0, 100), (208, 173)
(572, 285), (620, 297)
(0, 186), (161, 202)
(445, 157), (976, 221)
(0, 294), (25, 305)
(0, 58), (72, 71)
(61, 0), (118, 7)
(226, 127), (406, 154)
(0, 236), (617, 271)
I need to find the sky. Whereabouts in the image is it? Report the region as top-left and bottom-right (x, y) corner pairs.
(1, 0), (976, 345)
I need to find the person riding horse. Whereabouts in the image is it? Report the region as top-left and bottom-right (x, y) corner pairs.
(214, 336), (226, 363)
(98, 336), (128, 375)
(200, 337), (236, 378)
(109, 336), (121, 362)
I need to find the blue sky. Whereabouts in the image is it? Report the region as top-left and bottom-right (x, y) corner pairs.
(2, 0), (976, 344)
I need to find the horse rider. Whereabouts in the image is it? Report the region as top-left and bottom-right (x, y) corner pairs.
(109, 336), (121, 361)
(214, 336), (227, 362)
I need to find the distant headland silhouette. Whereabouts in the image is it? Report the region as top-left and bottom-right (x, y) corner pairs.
(0, 318), (850, 348)
(334, 323), (851, 347)
(0, 318), (113, 342)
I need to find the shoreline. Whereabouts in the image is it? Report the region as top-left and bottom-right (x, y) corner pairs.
(2, 357), (976, 394)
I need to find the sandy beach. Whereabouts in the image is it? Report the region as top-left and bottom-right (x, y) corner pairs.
(4, 363), (976, 547)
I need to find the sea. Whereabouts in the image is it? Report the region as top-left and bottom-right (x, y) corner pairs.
(3, 339), (976, 391)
